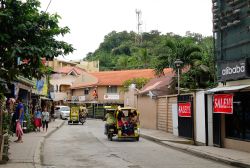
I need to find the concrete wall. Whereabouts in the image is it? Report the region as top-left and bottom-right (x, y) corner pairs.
(224, 138), (250, 153)
(48, 59), (76, 70)
(207, 94), (214, 146)
(137, 95), (157, 129)
(96, 86), (124, 102)
(74, 72), (98, 84)
(76, 60), (99, 72)
(72, 86), (124, 103)
(124, 88), (138, 108)
(195, 91), (206, 144)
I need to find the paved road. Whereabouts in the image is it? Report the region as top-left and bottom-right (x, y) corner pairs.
(42, 119), (234, 168)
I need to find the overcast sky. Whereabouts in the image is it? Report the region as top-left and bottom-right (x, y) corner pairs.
(40, 0), (213, 61)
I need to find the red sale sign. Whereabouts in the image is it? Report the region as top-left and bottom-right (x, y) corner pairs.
(178, 102), (191, 117)
(213, 94), (233, 114)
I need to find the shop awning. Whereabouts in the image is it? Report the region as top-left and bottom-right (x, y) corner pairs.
(206, 84), (250, 94)
(40, 96), (52, 100)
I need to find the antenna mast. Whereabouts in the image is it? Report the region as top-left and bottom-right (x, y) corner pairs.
(135, 9), (142, 45)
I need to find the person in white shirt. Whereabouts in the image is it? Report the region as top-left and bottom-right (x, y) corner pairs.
(42, 107), (50, 132)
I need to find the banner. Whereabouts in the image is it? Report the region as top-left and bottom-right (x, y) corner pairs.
(178, 102), (191, 117)
(213, 94), (233, 114)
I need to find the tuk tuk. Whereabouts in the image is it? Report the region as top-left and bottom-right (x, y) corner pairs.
(68, 105), (88, 125)
(105, 106), (140, 141)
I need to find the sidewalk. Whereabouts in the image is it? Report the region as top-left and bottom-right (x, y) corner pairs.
(0, 119), (65, 168)
(141, 128), (250, 168)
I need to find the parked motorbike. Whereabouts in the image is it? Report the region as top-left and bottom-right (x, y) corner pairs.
(79, 112), (87, 124)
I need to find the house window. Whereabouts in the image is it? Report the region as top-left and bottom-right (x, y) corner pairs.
(107, 86), (117, 93)
(84, 88), (89, 95)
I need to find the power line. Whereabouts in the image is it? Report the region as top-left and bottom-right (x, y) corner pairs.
(45, 0), (52, 12)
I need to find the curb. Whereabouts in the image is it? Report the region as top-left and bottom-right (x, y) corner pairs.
(141, 134), (250, 168)
(33, 120), (65, 168)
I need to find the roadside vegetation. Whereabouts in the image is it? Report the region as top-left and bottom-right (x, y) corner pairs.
(85, 31), (216, 89)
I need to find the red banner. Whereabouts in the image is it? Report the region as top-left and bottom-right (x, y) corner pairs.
(213, 94), (233, 114)
(178, 102), (191, 117)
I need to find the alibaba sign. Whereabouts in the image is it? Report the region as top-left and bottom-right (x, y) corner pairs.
(213, 94), (233, 114)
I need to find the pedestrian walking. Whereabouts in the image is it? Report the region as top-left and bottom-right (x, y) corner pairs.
(34, 107), (42, 132)
(42, 107), (50, 132)
(50, 104), (55, 121)
(14, 97), (24, 143)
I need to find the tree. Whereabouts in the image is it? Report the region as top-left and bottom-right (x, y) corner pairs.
(84, 30), (215, 89)
(138, 48), (151, 68)
(154, 39), (201, 75)
(0, 0), (74, 92)
(122, 78), (150, 92)
(154, 36), (216, 89)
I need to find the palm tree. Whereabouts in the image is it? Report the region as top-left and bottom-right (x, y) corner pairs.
(154, 39), (211, 89)
(138, 48), (151, 68)
(155, 39), (201, 73)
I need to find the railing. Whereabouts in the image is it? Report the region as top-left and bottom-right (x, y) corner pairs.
(50, 92), (67, 101)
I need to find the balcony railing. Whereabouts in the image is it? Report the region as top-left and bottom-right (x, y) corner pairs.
(50, 92), (67, 101)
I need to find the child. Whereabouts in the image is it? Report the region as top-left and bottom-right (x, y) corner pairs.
(34, 107), (42, 132)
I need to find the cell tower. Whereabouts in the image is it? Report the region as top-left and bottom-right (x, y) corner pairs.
(135, 9), (143, 45)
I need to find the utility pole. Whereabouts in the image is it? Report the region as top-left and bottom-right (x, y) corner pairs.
(135, 9), (143, 45)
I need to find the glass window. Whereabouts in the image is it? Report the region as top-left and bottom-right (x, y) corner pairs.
(84, 88), (89, 95)
(225, 92), (250, 141)
(107, 86), (117, 93)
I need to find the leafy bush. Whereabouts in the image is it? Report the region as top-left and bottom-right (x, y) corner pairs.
(122, 78), (150, 92)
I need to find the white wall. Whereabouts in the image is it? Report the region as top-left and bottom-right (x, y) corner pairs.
(195, 91), (206, 144)
(207, 94), (213, 146)
(124, 86), (138, 108)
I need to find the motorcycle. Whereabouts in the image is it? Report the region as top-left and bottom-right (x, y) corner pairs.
(79, 110), (87, 124)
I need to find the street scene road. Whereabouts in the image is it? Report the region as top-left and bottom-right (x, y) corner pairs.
(42, 119), (234, 168)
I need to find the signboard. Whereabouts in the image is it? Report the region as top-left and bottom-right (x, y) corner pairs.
(71, 96), (78, 101)
(213, 94), (233, 114)
(79, 96), (86, 102)
(104, 94), (119, 100)
(178, 102), (191, 117)
(219, 59), (248, 81)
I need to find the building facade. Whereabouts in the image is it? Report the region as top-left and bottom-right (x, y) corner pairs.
(209, 0), (250, 152)
(70, 69), (166, 118)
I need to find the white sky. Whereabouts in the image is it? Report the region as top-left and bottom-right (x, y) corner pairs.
(40, 0), (213, 61)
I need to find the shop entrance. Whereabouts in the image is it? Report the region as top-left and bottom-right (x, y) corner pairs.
(178, 95), (194, 139)
(225, 92), (250, 141)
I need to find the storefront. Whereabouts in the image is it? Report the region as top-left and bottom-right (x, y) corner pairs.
(207, 85), (250, 152)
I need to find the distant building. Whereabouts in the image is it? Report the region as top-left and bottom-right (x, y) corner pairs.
(70, 69), (171, 118)
(49, 66), (86, 103)
(48, 58), (99, 72)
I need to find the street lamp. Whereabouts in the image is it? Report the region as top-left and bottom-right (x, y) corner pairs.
(174, 59), (183, 95)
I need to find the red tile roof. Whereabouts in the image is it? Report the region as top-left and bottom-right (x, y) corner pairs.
(55, 66), (85, 75)
(71, 82), (97, 89)
(91, 69), (173, 86)
(139, 75), (174, 95)
(71, 68), (173, 89)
